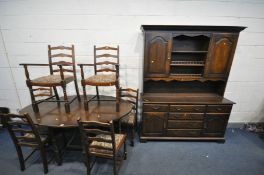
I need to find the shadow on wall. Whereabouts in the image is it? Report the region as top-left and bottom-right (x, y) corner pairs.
(135, 31), (144, 94)
(252, 99), (264, 123)
(135, 31), (144, 123)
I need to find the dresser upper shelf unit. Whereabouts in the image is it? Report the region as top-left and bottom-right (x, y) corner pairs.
(140, 25), (246, 142)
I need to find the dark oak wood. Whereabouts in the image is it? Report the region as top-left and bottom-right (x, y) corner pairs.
(78, 45), (120, 112)
(204, 33), (238, 79)
(140, 25), (245, 142)
(3, 113), (49, 174)
(19, 95), (133, 128)
(119, 88), (139, 146)
(141, 25), (246, 32)
(144, 32), (172, 77)
(19, 45), (81, 114)
(78, 120), (127, 175)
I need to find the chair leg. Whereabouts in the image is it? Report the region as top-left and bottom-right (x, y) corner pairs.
(86, 154), (91, 175)
(124, 141), (127, 160)
(53, 86), (60, 106)
(113, 156), (117, 175)
(130, 125), (135, 147)
(14, 144), (25, 171)
(62, 84), (70, 113)
(74, 79), (81, 102)
(82, 85), (88, 111)
(28, 85), (39, 113)
(39, 146), (48, 174)
(95, 86), (100, 100)
(115, 85), (120, 112)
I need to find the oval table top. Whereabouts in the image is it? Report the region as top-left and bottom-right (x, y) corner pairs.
(19, 95), (133, 128)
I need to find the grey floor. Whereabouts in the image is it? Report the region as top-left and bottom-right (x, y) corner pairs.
(0, 128), (264, 175)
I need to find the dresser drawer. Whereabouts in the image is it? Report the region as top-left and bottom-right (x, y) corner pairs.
(167, 121), (203, 129)
(143, 104), (169, 112)
(168, 113), (204, 120)
(207, 105), (232, 113)
(167, 129), (202, 137)
(170, 105), (206, 112)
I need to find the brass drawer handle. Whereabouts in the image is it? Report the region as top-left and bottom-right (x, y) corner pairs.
(216, 107), (222, 111)
(151, 106), (160, 110)
(194, 108), (201, 111)
(176, 108), (183, 111)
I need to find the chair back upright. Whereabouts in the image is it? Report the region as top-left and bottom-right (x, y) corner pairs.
(48, 45), (77, 78)
(93, 46), (119, 76)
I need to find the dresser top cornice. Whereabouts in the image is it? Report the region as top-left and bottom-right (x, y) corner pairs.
(141, 25), (247, 32)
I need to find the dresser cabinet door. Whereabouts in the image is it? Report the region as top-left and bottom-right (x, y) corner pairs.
(204, 33), (238, 79)
(203, 114), (229, 137)
(142, 112), (167, 136)
(144, 32), (172, 77)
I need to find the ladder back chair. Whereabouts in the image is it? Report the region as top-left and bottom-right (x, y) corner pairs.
(119, 88), (139, 146)
(20, 45), (81, 113)
(3, 113), (50, 174)
(0, 107), (10, 128)
(79, 46), (120, 111)
(78, 120), (127, 175)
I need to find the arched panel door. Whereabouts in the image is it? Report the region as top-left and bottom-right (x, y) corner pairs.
(144, 32), (172, 77)
(204, 33), (238, 79)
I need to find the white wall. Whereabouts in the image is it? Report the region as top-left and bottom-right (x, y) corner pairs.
(0, 0), (264, 123)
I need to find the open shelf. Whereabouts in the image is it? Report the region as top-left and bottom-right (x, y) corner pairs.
(172, 51), (208, 54)
(170, 61), (205, 66)
(170, 35), (209, 75)
(170, 73), (202, 77)
(173, 35), (210, 51)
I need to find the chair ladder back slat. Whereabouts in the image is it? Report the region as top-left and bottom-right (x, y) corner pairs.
(12, 128), (34, 133)
(50, 53), (73, 58)
(51, 61), (73, 66)
(84, 128), (112, 135)
(96, 54), (118, 58)
(95, 46), (118, 50)
(50, 46), (73, 50)
(96, 61), (117, 65)
(18, 142), (39, 147)
(53, 68), (74, 73)
(96, 68), (116, 73)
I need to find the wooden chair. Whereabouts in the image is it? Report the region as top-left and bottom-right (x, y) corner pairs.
(3, 113), (50, 174)
(78, 120), (127, 175)
(20, 45), (81, 113)
(0, 107), (10, 128)
(119, 88), (139, 146)
(78, 46), (120, 111)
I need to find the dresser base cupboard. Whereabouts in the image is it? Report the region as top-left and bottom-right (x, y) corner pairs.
(140, 25), (246, 142)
